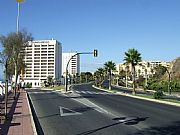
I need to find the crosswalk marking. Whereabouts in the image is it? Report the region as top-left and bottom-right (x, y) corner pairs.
(29, 90), (115, 96)
(30, 91), (56, 94)
(74, 90), (115, 95)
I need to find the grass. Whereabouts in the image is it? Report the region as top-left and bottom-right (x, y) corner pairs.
(103, 86), (180, 105)
(160, 98), (180, 104)
(134, 94), (154, 99)
(132, 93), (180, 104)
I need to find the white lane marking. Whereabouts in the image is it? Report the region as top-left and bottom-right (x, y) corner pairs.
(59, 106), (81, 117)
(81, 91), (87, 94)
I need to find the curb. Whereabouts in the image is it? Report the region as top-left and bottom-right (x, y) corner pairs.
(26, 92), (38, 135)
(27, 92), (44, 135)
(92, 85), (180, 108)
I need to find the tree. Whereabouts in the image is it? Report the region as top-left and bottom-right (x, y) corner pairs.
(47, 76), (53, 86)
(85, 72), (93, 83)
(97, 68), (105, 82)
(124, 48), (142, 94)
(104, 61), (116, 90)
(0, 31), (33, 98)
(153, 65), (167, 79)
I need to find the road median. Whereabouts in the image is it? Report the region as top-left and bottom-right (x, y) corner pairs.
(92, 85), (180, 107)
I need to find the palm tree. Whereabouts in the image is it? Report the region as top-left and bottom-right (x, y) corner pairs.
(104, 61), (116, 90)
(124, 48), (142, 94)
(97, 68), (105, 83)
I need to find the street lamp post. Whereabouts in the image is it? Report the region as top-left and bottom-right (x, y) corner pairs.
(5, 58), (9, 120)
(16, 0), (24, 32)
(166, 70), (171, 95)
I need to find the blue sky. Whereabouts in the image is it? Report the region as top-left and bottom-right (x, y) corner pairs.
(0, 0), (180, 78)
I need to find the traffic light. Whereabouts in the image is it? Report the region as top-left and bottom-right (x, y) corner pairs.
(93, 49), (98, 57)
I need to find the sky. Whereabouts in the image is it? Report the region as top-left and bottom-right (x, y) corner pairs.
(0, 0), (180, 78)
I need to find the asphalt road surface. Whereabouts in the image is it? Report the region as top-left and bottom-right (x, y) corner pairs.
(27, 84), (180, 135)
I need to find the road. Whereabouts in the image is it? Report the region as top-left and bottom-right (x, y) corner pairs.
(28, 84), (180, 135)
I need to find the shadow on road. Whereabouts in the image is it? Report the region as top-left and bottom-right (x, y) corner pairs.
(112, 116), (149, 125)
(130, 121), (180, 135)
(77, 116), (148, 135)
(72, 107), (95, 113)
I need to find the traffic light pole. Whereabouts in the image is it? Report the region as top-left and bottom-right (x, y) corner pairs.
(65, 51), (97, 92)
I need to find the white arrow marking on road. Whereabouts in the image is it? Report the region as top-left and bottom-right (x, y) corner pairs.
(59, 106), (81, 117)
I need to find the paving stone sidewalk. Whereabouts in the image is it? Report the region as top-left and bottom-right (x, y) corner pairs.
(0, 91), (34, 135)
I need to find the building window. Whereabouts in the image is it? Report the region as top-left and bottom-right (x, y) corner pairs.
(41, 54), (47, 56)
(48, 51), (54, 53)
(48, 66), (54, 68)
(35, 54), (40, 56)
(35, 45), (40, 47)
(41, 51), (47, 53)
(34, 66), (40, 68)
(41, 66), (47, 68)
(42, 45), (47, 47)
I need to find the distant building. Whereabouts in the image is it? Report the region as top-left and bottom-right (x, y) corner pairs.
(62, 52), (80, 77)
(116, 60), (170, 78)
(23, 39), (62, 87)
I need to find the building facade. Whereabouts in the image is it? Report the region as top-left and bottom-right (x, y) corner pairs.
(23, 39), (62, 87)
(62, 52), (80, 77)
(116, 60), (170, 78)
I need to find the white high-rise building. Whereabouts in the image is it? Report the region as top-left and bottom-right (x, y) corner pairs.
(23, 39), (62, 87)
(62, 52), (80, 77)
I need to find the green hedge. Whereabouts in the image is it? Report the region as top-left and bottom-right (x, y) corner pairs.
(147, 80), (180, 92)
(153, 90), (164, 99)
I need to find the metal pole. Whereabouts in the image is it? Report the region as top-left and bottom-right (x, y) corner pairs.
(126, 69), (128, 88)
(165, 69), (171, 95)
(65, 52), (94, 92)
(17, 2), (20, 33)
(5, 59), (8, 120)
(168, 72), (171, 95)
(65, 53), (78, 92)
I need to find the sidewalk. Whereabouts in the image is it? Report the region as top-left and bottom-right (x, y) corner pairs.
(0, 91), (35, 135)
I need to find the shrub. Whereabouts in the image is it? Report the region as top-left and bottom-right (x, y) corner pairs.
(153, 90), (164, 99)
(25, 83), (32, 88)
